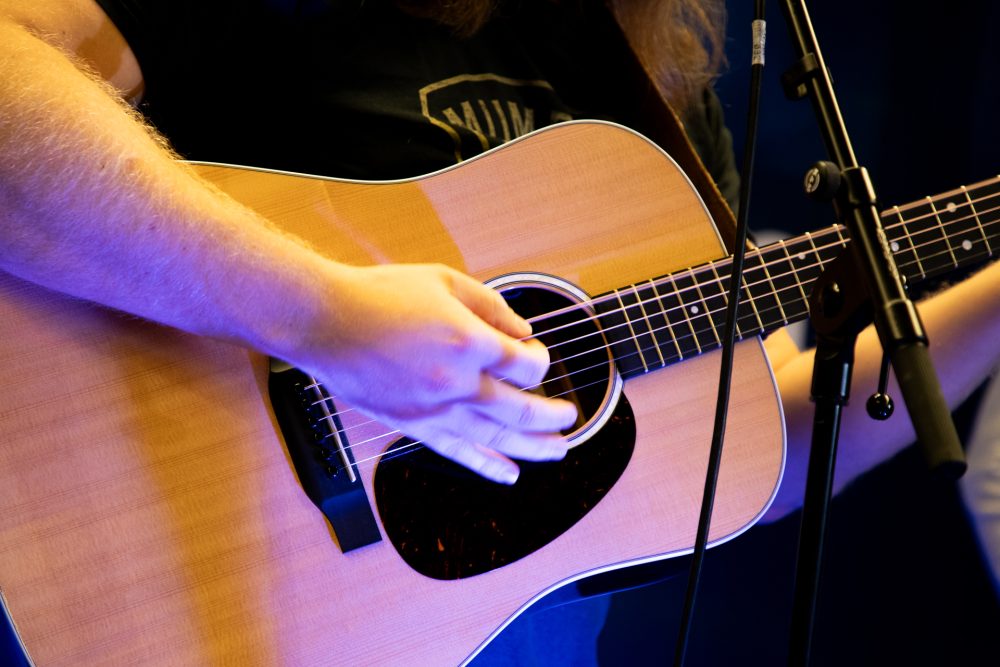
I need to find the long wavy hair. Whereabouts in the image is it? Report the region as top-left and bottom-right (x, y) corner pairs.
(397, 0), (726, 112)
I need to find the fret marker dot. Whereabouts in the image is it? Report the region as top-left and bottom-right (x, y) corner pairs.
(947, 202), (958, 213)
(890, 241), (900, 252)
(962, 239), (973, 251)
(690, 305), (699, 314)
(798, 252), (806, 261)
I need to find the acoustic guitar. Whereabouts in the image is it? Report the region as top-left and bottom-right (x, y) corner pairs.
(1, 121), (996, 665)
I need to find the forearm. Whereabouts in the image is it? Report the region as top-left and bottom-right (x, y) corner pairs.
(766, 259), (1000, 519)
(0, 19), (327, 360)
(0, 18), (577, 483)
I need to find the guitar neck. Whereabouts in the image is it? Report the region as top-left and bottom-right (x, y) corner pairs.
(596, 174), (1000, 379)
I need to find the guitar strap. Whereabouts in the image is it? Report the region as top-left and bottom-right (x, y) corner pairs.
(606, 8), (740, 254)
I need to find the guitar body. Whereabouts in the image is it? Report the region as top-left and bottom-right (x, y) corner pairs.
(0, 122), (784, 665)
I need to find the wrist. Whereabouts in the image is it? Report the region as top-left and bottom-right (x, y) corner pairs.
(227, 239), (352, 370)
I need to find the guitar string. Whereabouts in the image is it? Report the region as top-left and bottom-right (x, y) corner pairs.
(399, 181), (999, 333)
(328, 184), (1000, 469)
(516, 194), (1000, 351)
(518, 187), (1000, 332)
(346, 370), (634, 470)
(303, 189), (1000, 413)
(477, 197), (1000, 396)
(312, 205), (1000, 473)
(301, 194), (1000, 457)
(304, 194), (1000, 433)
(316, 228), (1000, 466)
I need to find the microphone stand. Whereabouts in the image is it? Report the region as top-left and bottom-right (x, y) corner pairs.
(776, 2), (967, 665)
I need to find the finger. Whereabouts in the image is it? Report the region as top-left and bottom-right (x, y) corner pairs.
(474, 375), (578, 433)
(446, 306), (549, 388)
(431, 403), (569, 462)
(457, 418), (570, 462)
(448, 269), (532, 339)
(443, 270), (551, 386)
(419, 429), (521, 484)
(487, 336), (551, 388)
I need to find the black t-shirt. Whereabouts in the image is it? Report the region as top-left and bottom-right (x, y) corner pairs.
(95, 0), (737, 205)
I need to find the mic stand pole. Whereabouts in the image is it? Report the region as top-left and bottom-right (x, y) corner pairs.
(789, 253), (868, 666)
(776, 2), (967, 665)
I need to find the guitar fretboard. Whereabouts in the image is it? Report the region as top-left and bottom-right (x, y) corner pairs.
(593, 175), (1000, 379)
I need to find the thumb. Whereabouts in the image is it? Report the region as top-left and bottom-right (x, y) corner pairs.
(448, 270), (532, 340)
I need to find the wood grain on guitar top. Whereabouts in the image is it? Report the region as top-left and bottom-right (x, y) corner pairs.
(0, 122), (784, 665)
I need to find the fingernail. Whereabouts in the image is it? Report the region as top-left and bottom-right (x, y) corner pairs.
(498, 466), (519, 484)
(546, 443), (570, 460)
(561, 402), (579, 426)
(513, 315), (533, 338)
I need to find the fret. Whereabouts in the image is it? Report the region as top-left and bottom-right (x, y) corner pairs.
(891, 198), (954, 278)
(762, 241), (809, 323)
(672, 269), (717, 352)
(656, 275), (701, 359)
(787, 233), (826, 294)
(592, 290), (644, 378)
(962, 185), (993, 256)
(779, 239), (811, 306)
(743, 248), (788, 331)
(714, 263), (741, 340)
(692, 267), (723, 347)
(887, 205), (925, 280)
(806, 228), (837, 269)
(930, 190), (991, 270)
(964, 178), (1000, 257)
(662, 273), (703, 356)
(631, 284), (667, 369)
(833, 224), (849, 250)
(810, 224), (849, 269)
(614, 289), (650, 374)
(831, 225), (851, 263)
(707, 262), (764, 340)
(647, 276), (701, 360)
(739, 271), (765, 334)
(926, 196), (958, 267)
(649, 279), (685, 362)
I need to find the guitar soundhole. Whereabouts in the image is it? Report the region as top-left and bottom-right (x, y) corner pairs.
(374, 280), (636, 580)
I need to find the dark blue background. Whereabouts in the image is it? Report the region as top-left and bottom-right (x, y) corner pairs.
(599, 2), (1000, 665)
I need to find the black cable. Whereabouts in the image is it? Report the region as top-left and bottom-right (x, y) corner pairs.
(672, 1), (767, 664)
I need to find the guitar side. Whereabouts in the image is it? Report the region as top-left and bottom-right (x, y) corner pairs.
(0, 122), (784, 665)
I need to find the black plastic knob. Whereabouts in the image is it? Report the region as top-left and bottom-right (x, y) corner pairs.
(866, 392), (895, 420)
